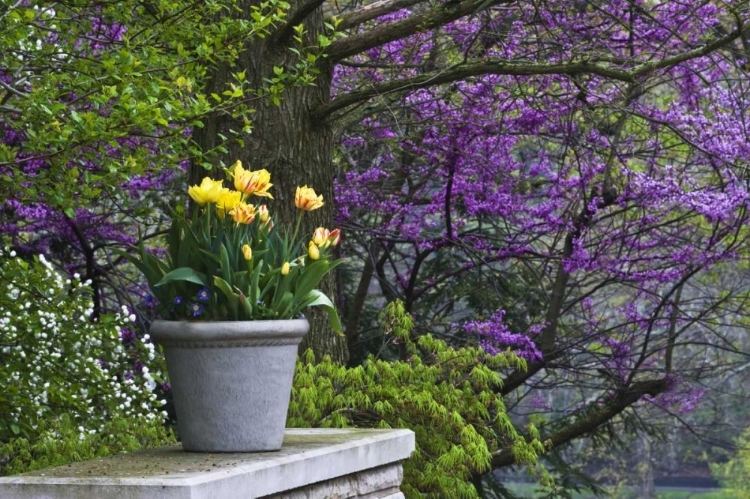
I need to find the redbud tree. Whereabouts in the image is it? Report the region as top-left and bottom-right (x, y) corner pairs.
(329, 0), (750, 481)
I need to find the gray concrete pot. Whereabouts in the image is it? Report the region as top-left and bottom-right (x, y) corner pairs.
(150, 319), (309, 452)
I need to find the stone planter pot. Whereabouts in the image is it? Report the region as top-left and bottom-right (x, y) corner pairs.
(150, 319), (309, 452)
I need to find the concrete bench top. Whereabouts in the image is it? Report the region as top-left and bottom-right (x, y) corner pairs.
(0, 428), (415, 499)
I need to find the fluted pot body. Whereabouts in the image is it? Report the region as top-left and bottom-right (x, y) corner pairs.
(150, 319), (309, 452)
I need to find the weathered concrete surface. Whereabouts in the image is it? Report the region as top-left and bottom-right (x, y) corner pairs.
(0, 428), (415, 499)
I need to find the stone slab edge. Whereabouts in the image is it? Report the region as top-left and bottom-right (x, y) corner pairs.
(0, 428), (415, 499)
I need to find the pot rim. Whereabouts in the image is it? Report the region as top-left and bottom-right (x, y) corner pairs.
(149, 318), (310, 346)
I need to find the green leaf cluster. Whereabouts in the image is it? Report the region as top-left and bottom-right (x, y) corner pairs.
(0, 0), (333, 209)
(288, 301), (546, 498)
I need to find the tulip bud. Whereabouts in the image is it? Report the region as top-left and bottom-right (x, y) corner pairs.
(242, 244), (252, 261)
(281, 262), (290, 275)
(312, 227), (328, 247)
(328, 228), (341, 246)
(259, 205), (270, 223)
(308, 241), (320, 260)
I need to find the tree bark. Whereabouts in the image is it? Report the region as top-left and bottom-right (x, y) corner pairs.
(634, 435), (656, 499)
(345, 239), (380, 364)
(190, 1), (348, 363)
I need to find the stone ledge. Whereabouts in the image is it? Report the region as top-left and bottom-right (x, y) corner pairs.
(265, 463), (403, 498)
(0, 428), (415, 499)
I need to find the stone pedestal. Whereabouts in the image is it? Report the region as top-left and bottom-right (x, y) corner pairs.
(0, 428), (415, 499)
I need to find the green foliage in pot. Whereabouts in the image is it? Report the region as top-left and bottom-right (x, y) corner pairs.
(288, 300), (549, 498)
(117, 161), (342, 329)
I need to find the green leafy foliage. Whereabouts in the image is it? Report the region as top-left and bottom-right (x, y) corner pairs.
(0, 415), (174, 476)
(288, 301), (547, 498)
(0, 0), (337, 210)
(0, 248), (168, 472)
(711, 426), (750, 498)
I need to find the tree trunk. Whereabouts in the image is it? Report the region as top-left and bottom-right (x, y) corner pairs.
(634, 434), (656, 499)
(190, 2), (348, 363)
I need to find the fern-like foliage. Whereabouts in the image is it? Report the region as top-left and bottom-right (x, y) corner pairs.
(288, 300), (546, 498)
(0, 414), (174, 475)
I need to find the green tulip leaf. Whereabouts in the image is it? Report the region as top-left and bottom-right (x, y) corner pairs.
(277, 291), (295, 318)
(111, 248), (164, 288)
(155, 267), (209, 287)
(219, 243), (233, 285)
(300, 289), (342, 333)
(213, 276), (239, 319)
(293, 259), (343, 302)
(249, 260), (264, 305)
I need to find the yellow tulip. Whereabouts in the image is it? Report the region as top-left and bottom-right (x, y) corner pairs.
(233, 162), (273, 198)
(229, 203), (257, 224)
(295, 185), (324, 211)
(241, 244), (252, 261)
(188, 177), (224, 206)
(281, 262), (290, 275)
(214, 190), (242, 219)
(308, 240), (320, 260)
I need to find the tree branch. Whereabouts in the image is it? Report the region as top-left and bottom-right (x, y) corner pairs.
(320, 18), (747, 118)
(314, 60), (634, 118)
(336, 0), (428, 30)
(0, 78), (29, 100)
(345, 239), (380, 358)
(492, 379), (670, 468)
(327, 0), (516, 61)
(64, 215), (101, 320)
(631, 22), (748, 78)
(665, 282), (684, 373)
(275, 0), (328, 42)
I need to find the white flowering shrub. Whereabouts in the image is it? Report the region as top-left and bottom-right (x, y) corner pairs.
(0, 249), (171, 473)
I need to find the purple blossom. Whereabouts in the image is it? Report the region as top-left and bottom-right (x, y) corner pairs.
(462, 311), (543, 362)
(646, 379), (706, 414)
(196, 288), (211, 302)
(143, 294), (158, 308)
(119, 329), (137, 343)
(190, 303), (204, 317)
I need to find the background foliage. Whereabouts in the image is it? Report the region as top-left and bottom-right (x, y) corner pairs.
(711, 426), (750, 498)
(288, 301), (549, 498)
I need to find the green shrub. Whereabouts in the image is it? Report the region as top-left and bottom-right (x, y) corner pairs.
(0, 249), (170, 474)
(288, 300), (547, 498)
(0, 414), (174, 475)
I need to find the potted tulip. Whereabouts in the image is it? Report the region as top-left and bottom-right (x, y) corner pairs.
(118, 161), (341, 452)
